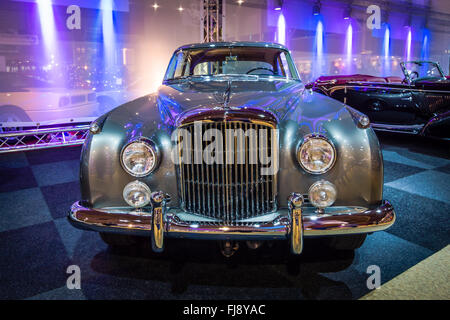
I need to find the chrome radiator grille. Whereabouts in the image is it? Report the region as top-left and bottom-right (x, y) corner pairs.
(176, 121), (278, 223)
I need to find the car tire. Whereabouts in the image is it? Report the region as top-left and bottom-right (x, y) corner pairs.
(99, 232), (138, 247)
(324, 234), (367, 251)
(0, 105), (31, 133)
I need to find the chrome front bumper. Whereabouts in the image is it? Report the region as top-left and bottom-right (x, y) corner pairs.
(68, 193), (395, 254)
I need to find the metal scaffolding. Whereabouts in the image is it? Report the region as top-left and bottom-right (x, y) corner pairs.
(202, 0), (224, 42)
(0, 123), (90, 154)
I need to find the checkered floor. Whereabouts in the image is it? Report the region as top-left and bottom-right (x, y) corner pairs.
(0, 132), (449, 300)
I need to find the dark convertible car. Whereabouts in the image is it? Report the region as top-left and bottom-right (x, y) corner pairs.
(306, 61), (450, 139)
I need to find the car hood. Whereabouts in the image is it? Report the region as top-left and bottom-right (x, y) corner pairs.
(102, 78), (356, 140)
(155, 79), (350, 124)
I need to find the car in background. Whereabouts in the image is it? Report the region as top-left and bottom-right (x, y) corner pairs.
(0, 72), (100, 131)
(306, 61), (450, 139)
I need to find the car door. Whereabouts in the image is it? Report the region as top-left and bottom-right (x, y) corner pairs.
(330, 83), (424, 125)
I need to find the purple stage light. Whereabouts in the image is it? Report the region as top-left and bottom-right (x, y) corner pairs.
(406, 27), (412, 61)
(421, 29), (430, 60)
(383, 24), (391, 75)
(101, 0), (116, 71)
(313, 17), (324, 78)
(276, 13), (286, 45)
(37, 0), (57, 61)
(345, 22), (353, 74)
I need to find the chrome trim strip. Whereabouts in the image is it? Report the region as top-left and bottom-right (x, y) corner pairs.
(371, 122), (424, 134)
(288, 193), (304, 254)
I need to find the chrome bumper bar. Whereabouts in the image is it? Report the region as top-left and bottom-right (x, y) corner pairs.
(69, 195), (395, 254)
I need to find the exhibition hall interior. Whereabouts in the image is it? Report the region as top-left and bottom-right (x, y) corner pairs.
(0, 0), (449, 301)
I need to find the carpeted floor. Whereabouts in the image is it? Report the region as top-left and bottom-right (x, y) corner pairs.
(0, 132), (449, 300)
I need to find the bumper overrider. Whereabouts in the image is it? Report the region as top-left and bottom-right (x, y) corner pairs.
(68, 192), (395, 254)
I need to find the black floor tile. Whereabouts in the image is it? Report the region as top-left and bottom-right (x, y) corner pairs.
(0, 221), (72, 299)
(384, 186), (450, 252)
(26, 146), (82, 165)
(40, 181), (81, 219)
(434, 163), (450, 175)
(0, 166), (38, 193)
(383, 160), (426, 183)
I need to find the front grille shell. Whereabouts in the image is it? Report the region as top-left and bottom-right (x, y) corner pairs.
(175, 120), (278, 223)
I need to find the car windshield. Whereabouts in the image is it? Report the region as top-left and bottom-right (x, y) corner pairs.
(401, 61), (445, 81)
(164, 46), (300, 81)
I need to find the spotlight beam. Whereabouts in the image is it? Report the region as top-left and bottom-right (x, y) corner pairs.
(37, 0), (58, 60)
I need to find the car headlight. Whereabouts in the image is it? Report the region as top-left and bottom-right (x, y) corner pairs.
(308, 180), (337, 209)
(121, 139), (158, 177)
(297, 134), (336, 174)
(123, 180), (151, 208)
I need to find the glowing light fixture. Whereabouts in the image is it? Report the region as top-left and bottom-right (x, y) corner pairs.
(274, 0), (283, 11)
(178, 6), (184, 12)
(312, 0), (321, 15)
(152, 3), (159, 10)
(237, 0), (244, 5)
(403, 15), (411, 28)
(343, 5), (352, 20)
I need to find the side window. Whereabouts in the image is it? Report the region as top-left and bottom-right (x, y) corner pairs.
(164, 53), (179, 80)
(278, 52), (293, 79)
(173, 52), (187, 78)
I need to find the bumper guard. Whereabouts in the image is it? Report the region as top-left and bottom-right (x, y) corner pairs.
(68, 191), (395, 254)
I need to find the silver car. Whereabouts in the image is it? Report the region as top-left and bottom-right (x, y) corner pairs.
(69, 42), (395, 257)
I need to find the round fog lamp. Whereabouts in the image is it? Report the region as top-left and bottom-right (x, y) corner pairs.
(123, 180), (151, 208)
(308, 180), (337, 209)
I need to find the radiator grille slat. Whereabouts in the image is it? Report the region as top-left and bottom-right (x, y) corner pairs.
(177, 121), (277, 223)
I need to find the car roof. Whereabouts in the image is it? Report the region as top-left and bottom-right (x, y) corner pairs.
(174, 41), (289, 52)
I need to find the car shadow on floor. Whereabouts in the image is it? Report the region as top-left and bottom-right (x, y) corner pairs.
(86, 237), (356, 299)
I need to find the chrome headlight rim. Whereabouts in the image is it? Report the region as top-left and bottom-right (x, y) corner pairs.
(296, 133), (337, 175)
(120, 137), (160, 177)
